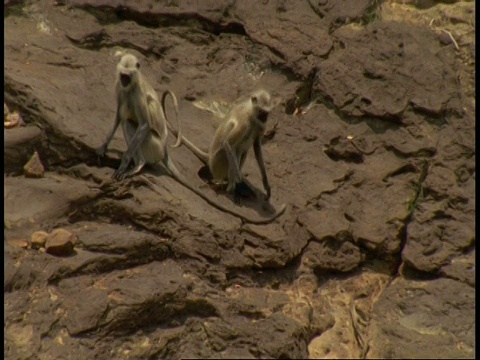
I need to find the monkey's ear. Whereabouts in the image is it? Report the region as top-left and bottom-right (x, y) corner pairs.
(114, 50), (125, 59)
(251, 96), (258, 104)
(136, 62), (140, 69)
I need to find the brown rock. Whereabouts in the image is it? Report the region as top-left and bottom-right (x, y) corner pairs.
(31, 230), (49, 249)
(368, 277), (475, 359)
(7, 239), (29, 249)
(45, 229), (77, 256)
(4, 111), (24, 128)
(23, 151), (45, 178)
(302, 237), (363, 273)
(5, 125), (44, 175)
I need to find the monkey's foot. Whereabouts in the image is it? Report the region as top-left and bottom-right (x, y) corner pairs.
(113, 169), (127, 181)
(198, 165), (213, 182)
(123, 162), (145, 178)
(95, 145), (107, 157)
(234, 181), (256, 202)
(210, 182), (228, 192)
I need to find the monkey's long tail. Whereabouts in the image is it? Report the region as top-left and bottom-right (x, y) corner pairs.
(164, 115), (210, 165)
(160, 90), (182, 148)
(164, 154), (286, 225)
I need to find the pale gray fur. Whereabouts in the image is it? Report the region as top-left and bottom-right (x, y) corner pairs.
(167, 89), (283, 202)
(96, 54), (285, 224)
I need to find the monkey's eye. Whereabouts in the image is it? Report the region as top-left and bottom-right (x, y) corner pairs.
(136, 62), (140, 69)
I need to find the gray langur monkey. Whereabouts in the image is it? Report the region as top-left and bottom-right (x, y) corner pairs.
(96, 53), (285, 224)
(168, 89), (282, 203)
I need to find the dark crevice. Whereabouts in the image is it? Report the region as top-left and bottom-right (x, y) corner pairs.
(409, 101), (448, 120)
(285, 67), (318, 115)
(313, 265), (364, 281)
(363, 69), (386, 81)
(46, 248), (170, 286)
(307, 0), (384, 34)
(87, 296), (218, 337)
(384, 145), (436, 159)
(225, 253), (304, 290)
(324, 148), (364, 164)
(4, 2), (24, 17)
(399, 262), (441, 281)
(74, 4), (247, 37)
(382, 163), (417, 181)
(69, 198), (177, 238)
(45, 62), (84, 69)
(392, 160), (430, 275)
(326, 94), (405, 126)
(66, 33), (171, 60)
(361, 0), (384, 25)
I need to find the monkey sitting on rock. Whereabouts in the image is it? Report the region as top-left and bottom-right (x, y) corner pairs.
(167, 89), (285, 210)
(96, 52), (285, 224)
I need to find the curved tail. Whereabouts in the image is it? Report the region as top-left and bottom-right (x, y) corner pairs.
(163, 97), (210, 164)
(164, 153), (286, 225)
(160, 90), (182, 148)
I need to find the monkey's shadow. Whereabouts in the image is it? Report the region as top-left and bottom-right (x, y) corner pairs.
(147, 164), (279, 218)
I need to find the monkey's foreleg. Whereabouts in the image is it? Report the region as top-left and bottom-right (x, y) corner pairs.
(114, 123), (150, 180)
(222, 142), (255, 200)
(96, 111), (121, 157)
(253, 138), (271, 200)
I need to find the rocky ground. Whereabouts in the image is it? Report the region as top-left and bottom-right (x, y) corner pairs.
(4, 0), (475, 359)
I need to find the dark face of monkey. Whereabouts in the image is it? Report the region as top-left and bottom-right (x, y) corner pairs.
(257, 109), (269, 123)
(251, 93), (271, 123)
(117, 54), (141, 88)
(120, 73), (132, 87)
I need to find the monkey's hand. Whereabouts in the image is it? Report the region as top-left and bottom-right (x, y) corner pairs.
(262, 178), (271, 200)
(264, 184), (271, 201)
(233, 181), (256, 202)
(95, 144), (108, 158)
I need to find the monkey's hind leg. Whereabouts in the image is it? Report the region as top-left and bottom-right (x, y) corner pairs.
(118, 119), (148, 179)
(122, 153), (146, 178)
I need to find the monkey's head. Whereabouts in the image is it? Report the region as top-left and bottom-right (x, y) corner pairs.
(251, 89), (281, 123)
(116, 54), (141, 89)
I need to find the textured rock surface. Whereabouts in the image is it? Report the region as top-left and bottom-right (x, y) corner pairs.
(23, 151), (45, 178)
(30, 230), (49, 249)
(45, 228), (78, 256)
(4, 0), (475, 358)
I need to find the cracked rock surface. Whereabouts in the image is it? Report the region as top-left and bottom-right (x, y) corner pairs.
(4, 0), (475, 359)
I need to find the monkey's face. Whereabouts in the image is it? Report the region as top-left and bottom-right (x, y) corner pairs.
(120, 73), (132, 87)
(251, 91), (275, 123)
(251, 90), (281, 115)
(117, 54), (141, 88)
(117, 67), (139, 89)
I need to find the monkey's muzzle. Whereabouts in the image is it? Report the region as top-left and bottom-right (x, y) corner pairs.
(258, 110), (269, 123)
(120, 73), (131, 87)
